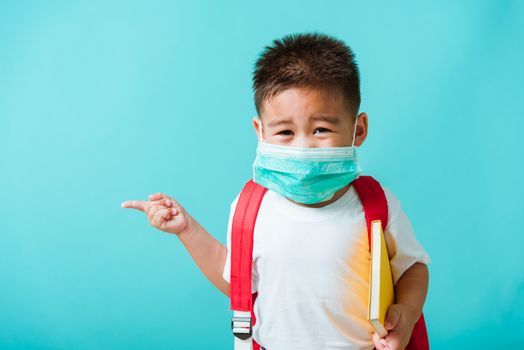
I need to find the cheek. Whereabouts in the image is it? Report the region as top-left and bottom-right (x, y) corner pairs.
(265, 134), (291, 146)
(324, 132), (352, 147)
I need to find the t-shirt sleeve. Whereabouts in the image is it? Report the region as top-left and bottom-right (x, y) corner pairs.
(222, 193), (259, 293)
(383, 187), (431, 285)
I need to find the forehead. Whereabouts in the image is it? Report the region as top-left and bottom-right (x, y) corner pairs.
(260, 86), (353, 125)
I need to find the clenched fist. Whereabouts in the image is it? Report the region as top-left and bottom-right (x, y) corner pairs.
(121, 192), (192, 235)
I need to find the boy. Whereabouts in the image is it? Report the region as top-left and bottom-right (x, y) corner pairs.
(121, 32), (430, 350)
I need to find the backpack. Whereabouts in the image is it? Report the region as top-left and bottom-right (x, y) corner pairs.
(229, 175), (429, 350)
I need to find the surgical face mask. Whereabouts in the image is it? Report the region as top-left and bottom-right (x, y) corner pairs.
(252, 116), (362, 204)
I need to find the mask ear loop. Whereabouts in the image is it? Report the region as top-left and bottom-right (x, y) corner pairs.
(257, 117), (264, 143)
(351, 114), (360, 148)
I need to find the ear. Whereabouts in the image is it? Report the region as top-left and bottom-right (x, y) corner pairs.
(253, 116), (262, 141)
(354, 112), (368, 147)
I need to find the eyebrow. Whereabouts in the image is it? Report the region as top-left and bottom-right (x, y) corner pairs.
(267, 115), (341, 128)
(310, 115), (341, 125)
(267, 119), (292, 128)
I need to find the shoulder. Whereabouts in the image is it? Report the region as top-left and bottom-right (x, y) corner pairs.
(382, 186), (401, 212)
(229, 180), (251, 209)
(231, 192), (240, 207)
(380, 185), (408, 230)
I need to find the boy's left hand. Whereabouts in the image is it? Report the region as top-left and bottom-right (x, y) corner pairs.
(372, 303), (419, 350)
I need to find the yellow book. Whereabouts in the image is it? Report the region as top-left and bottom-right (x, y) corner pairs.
(368, 220), (395, 337)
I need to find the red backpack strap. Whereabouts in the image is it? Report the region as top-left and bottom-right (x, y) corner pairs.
(407, 314), (430, 350)
(352, 176), (388, 250)
(230, 179), (267, 350)
(352, 175), (429, 350)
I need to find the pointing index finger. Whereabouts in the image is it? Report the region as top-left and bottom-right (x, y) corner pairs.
(121, 200), (148, 212)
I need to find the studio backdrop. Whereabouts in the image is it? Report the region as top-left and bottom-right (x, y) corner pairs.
(1, 1), (523, 349)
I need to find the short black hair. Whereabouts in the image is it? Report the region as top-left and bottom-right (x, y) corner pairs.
(252, 31), (361, 117)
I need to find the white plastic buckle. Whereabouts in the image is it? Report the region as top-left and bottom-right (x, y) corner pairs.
(232, 313), (252, 340)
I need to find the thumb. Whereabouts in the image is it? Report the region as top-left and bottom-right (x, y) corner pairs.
(121, 200), (148, 212)
(384, 304), (401, 330)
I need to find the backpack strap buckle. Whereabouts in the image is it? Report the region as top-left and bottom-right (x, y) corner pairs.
(231, 311), (252, 340)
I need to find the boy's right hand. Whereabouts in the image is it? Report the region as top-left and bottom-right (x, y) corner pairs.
(121, 192), (192, 236)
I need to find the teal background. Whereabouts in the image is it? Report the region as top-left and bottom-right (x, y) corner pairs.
(1, 1), (523, 349)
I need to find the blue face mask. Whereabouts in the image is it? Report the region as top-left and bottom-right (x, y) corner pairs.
(252, 117), (362, 204)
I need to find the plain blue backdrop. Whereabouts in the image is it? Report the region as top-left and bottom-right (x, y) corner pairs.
(1, 1), (523, 349)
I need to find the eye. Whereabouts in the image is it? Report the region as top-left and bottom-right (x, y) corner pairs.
(314, 127), (331, 135)
(277, 130), (294, 136)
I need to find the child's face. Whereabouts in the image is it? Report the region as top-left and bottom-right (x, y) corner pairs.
(253, 86), (368, 148)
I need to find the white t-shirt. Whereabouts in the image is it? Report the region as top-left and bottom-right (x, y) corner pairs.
(222, 183), (431, 350)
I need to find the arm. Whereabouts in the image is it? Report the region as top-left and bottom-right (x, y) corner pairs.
(177, 215), (231, 297)
(121, 192), (231, 297)
(395, 262), (429, 323)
